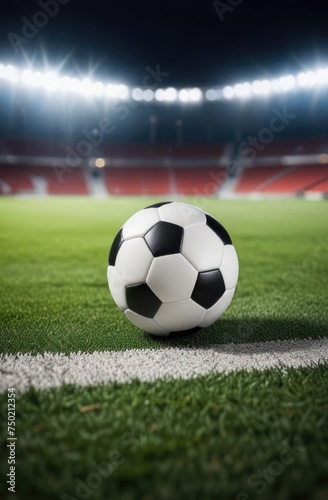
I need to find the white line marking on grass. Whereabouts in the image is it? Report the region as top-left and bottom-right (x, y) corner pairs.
(1, 338), (328, 393)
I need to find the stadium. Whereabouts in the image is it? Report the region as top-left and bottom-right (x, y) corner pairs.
(0, 1), (327, 499)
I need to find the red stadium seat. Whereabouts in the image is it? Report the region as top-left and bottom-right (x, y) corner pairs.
(104, 168), (171, 195)
(28, 167), (89, 195)
(0, 166), (34, 194)
(235, 166), (285, 193)
(175, 168), (225, 194)
(0, 165), (89, 195)
(259, 165), (328, 193)
(306, 176), (328, 192)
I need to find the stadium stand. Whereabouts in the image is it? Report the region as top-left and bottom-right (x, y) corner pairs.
(234, 137), (328, 195)
(28, 167), (89, 195)
(174, 168), (225, 194)
(103, 166), (226, 196)
(0, 165), (34, 194)
(0, 140), (230, 196)
(259, 165), (328, 193)
(306, 177), (328, 192)
(0, 165), (88, 195)
(1, 137), (328, 196)
(100, 144), (230, 164)
(235, 166), (285, 193)
(104, 167), (171, 195)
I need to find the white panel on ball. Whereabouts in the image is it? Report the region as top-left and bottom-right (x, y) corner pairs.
(125, 309), (170, 336)
(155, 299), (205, 331)
(147, 254), (197, 302)
(199, 289), (235, 328)
(107, 266), (127, 310)
(158, 202), (206, 228)
(182, 224), (224, 272)
(122, 208), (160, 240)
(115, 238), (153, 285)
(220, 245), (239, 290)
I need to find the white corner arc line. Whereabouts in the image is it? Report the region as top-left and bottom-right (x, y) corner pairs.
(0, 338), (327, 394)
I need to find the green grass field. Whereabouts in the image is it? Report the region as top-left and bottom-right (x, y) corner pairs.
(0, 197), (328, 499)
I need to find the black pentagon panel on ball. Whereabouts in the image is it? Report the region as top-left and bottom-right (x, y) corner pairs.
(144, 201), (173, 209)
(108, 228), (123, 266)
(126, 283), (162, 318)
(144, 221), (183, 257)
(206, 214), (232, 245)
(191, 269), (226, 309)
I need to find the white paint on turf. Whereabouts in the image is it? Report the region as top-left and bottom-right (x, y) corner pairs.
(0, 338), (327, 393)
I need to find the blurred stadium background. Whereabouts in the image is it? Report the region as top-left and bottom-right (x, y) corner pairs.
(1, 63), (328, 200)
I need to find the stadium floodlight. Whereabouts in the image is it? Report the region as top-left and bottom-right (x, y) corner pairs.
(178, 88), (202, 102)
(2, 64), (18, 82)
(58, 76), (70, 91)
(132, 87), (143, 101)
(2, 62), (328, 104)
(69, 77), (81, 93)
(22, 69), (43, 88)
(252, 79), (271, 95)
(222, 86), (234, 99)
(278, 75), (295, 91)
(92, 81), (105, 96)
(106, 83), (116, 98)
(233, 82), (252, 98)
(155, 88), (165, 101)
(164, 87), (178, 102)
(178, 89), (190, 102)
(205, 89), (218, 101)
(318, 153), (328, 164)
(143, 89), (154, 101)
(315, 68), (328, 85)
(21, 69), (34, 86)
(270, 78), (281, 92)
(117, 84), (129, 100)
(105, 83), (128, 100)
(190, 87), (202, 101)
(42, 72), (59, 91)
(297, 71), (316, 87)
(79, 78), (93, 95)
(95, 158), (106, 168)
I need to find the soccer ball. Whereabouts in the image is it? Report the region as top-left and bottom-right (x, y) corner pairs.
(107, 202), (238, 337)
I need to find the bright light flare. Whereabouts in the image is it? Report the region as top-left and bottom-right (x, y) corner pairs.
(92, 81), (104, 96)
(252, 79), (271, 95)
(178, 88), (202, 102)
(205, 89), (218, 101)
(233, 82), (252, 98)
(222, 86), (234, 99)
(41, 72), (59, 91)
(155, 89), (165, 102)
(318, 153), (328, 164)
(106, 83), (128, 100)
(132, 87), (143, 101)
(297, 71), (316, 87)
(1, 62), (328, 105)
(164, 87), (178, 101)
(143, 89), (154, 101)
(95, 158), (105, 168)
(1, 65), (18, 82)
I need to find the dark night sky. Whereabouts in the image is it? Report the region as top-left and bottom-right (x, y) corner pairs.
(0, 0), (328, 143)
(0, 0), (328, 86)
